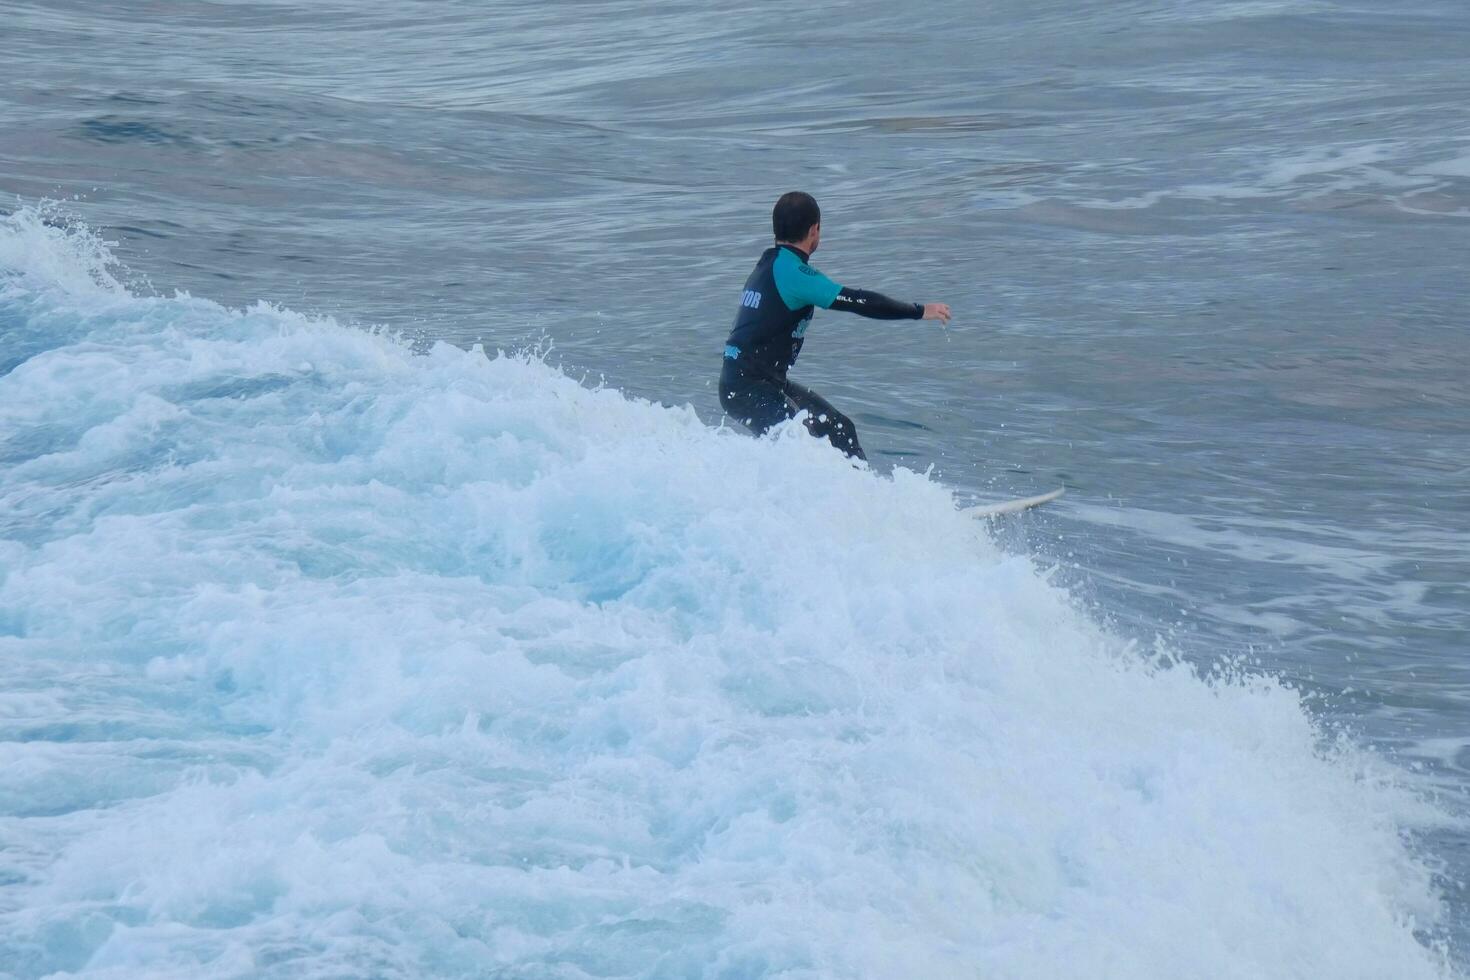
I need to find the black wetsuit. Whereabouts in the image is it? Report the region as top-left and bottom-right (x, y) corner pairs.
(719, 243), (922, 460)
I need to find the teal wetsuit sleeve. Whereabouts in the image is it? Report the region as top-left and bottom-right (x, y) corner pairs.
(772, 247), (843, 311)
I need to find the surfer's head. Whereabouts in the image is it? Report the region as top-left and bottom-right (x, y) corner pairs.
(773, 191), (821, 253)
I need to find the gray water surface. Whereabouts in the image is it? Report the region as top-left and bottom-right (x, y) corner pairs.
(6, 0), (1469, 960)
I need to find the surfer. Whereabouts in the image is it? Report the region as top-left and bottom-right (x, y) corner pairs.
(720, 191), (951, 460)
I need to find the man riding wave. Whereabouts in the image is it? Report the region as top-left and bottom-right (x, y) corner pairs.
(720, 191), (951, 460)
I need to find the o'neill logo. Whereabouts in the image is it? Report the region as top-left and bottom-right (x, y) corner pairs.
(741, 289), (762, 309)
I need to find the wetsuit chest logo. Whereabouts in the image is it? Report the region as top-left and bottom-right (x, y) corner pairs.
(741, 289), (762, 309)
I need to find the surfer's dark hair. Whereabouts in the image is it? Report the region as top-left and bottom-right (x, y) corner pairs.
(773, 191), (821, 242)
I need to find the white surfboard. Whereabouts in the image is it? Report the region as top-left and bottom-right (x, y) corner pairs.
(963, 487), (1064, 519)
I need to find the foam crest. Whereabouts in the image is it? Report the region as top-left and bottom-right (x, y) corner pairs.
(0, 207), (1457, 978)
(0, 206), (126, 301)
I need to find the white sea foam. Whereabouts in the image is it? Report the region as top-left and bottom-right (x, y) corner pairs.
(0, 208), (1458, 977)
(1060, 142), (1467, 216)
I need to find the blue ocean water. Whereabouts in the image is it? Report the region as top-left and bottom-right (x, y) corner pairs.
(3, 1), (1469, 977)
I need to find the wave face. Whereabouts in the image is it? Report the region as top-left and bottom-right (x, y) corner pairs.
(0, 207), (1454, 978)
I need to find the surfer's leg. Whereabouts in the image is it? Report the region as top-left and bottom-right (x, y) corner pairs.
(719, 375), (791, 436)
(780, 380), (866, 461)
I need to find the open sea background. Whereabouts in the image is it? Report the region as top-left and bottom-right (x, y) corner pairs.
(2, 0), (1468, 976)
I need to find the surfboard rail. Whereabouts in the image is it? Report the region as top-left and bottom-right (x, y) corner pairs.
(962, 487), (1065, 519)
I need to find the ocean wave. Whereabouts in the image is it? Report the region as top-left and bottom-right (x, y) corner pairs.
(0, 207), (1457, 978)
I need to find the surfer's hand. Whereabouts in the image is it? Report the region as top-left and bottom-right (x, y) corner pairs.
(922, 302), (951, 324)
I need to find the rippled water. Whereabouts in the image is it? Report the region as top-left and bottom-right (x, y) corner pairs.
(4, 0), (1469, 975)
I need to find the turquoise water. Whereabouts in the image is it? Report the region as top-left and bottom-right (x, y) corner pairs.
(3, 1), (1468, 976)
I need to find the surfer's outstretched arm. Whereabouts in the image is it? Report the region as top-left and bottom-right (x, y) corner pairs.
(770, 248), (951, 323)
(830, 287), (923, 320)
(832, 288), (952, 323)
